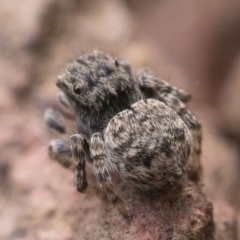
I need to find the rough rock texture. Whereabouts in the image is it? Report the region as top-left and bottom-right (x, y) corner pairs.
(103, 181), (213, 240)
(1, 0), (240, 239)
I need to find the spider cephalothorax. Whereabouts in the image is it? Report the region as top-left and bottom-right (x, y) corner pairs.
(44, 51), (202, 217)
(56, 51), (142, 138)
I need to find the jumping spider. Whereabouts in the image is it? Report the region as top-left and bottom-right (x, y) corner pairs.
(44, 51), (201, 217)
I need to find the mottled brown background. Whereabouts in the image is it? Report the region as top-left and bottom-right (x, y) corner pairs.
(0, 0), (240, 239)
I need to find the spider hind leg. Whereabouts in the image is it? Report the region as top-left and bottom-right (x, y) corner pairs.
(138, 69), (191, 103)
(159, 92), (202, 180)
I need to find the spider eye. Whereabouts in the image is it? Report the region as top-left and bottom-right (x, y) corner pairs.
(73, 85), (81, 95)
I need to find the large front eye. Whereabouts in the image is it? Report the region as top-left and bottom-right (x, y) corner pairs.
(73, 85), (81, 95)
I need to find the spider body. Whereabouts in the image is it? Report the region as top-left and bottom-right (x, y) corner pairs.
(44, 51), (201, 217)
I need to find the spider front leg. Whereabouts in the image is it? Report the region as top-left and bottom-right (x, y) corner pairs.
(48, 139), (73, 169)
(70, 134), (90, 193)
(90, 133), (127, 218)
(44, 108), (66, 134)
(44, 109), (74, 169)
(138, 69), (191, 103)
(58, 91), (72, 109)
(159, 92), (202, 180)
(58, 91), (76, 119)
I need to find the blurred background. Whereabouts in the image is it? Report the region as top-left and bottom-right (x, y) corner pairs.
(0, 0), (240, 239)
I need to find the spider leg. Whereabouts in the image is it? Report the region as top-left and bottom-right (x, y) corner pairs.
(159, 92), (202, 180)
(90, 133), (127, 218)
(70, 134), (90, 193)
(48, 139), (73, 169)
(58, 91), (72, 109)
(44, 108), (66, 134)
(138, 69), (191, 103)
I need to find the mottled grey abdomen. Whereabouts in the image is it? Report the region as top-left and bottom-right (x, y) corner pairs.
(104, 99), (192, 191)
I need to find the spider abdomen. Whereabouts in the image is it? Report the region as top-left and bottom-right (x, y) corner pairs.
(104, 99), (192, 190)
